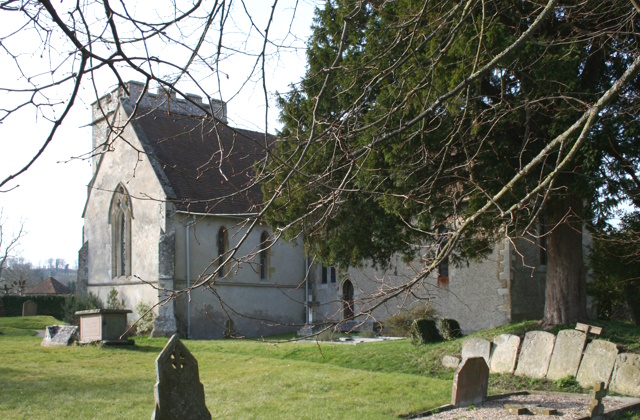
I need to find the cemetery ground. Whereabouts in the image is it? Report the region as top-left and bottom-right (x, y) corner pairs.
(1, 317), (639, 419)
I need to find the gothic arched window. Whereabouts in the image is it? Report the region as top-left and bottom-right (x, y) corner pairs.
(109, 184), (133, 278)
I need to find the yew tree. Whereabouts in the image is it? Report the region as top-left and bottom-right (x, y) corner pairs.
(264, 0), (640, 326)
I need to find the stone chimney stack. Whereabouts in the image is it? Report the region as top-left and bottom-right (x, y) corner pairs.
(90, 81), (227, 174)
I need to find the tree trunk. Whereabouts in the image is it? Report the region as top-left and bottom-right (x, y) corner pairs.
(542, 195), (588, 326)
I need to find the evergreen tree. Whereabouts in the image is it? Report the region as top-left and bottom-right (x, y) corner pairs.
(264, 0), (640, 326)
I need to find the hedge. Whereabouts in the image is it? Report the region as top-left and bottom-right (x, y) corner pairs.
(0, 295), (68, 320)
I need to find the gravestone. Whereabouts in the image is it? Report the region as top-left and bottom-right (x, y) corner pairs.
(41, 325), (78, 347)
(546, 329), (587, 381)
(515, 331), (555, 379)
(442, 355), (461, 369)
(461, 337), (492, 366)
(609, 353), (640, 398)
(152, 334), (211, 420)
(451, 356), (489, 408)
(22, 300), (37, 316)
(576, 340), (618, 388)
(586, 381), (607, 419)
(490, 334), (520, 374)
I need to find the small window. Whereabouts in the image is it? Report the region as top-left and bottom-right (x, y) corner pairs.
(321, 265), (336, 284)
(260, 231), (270, 280)
(217, 227), (228, 277)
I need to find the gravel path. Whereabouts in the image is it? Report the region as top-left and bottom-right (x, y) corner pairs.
(416, 393), (634, 419)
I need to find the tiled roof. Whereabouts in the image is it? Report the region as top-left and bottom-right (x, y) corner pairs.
(126, 105), (272, 214)
(25, 277), (73, 295)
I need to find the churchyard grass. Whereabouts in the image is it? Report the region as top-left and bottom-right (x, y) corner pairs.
(0, 317), (449, 419)
(1, 317), (638, 419)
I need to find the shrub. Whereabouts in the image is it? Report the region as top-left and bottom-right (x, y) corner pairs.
(106, 288), (125, 310)
(134, 301), (156, 335)
(62, 293), (103, 325)
(439, 318), (463, 340)
(555, 375), (582, 393)
(383, 306), (436, 337)
(410, 318), (442, 346)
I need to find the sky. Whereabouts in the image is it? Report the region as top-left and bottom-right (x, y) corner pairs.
(0, 1), (317, 267)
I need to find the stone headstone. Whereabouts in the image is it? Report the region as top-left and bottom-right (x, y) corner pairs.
(451, 356), (489, 408)
(41, 325), (78, 347)
(576, 339), (618, 388)
(609, 353), (640, 398)
(546, 329), (587, 381)
(442, 355), (461, 369)
(515, 331), (555, 379)
(461, 337), (492, 366)
(490, 334), (520, 374)
(152, 334), (211, 420)
(22, 299), (37, 316)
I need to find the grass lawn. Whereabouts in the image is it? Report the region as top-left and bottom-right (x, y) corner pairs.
(0, 317), (449, 419)
(1, 317), (638, 419)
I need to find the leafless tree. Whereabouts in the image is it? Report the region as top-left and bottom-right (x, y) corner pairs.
(0, 209), (27, 291)
(0, 1), (639, 332)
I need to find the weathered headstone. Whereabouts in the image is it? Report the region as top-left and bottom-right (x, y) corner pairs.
(442, 355), (461, 369)
(576, 340), (618, 388)
(41, 325), (78, 347)
(152, 334), (211, 420)
(609, 353), (640, 398)
(461, 337), (492, 366)
(514, 331), (555, 379)
(490, 334), (520, 374)
(451, 356), (489, 408)
(546, 329), (587, 381)
(586, 381), (607, 419)
(22, 299), (37, 316)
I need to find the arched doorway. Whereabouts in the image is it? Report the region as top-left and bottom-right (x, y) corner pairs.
(342, 279), (354, 319)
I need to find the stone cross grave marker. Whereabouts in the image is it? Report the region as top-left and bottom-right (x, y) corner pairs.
(586, 381), (607, 419)
(576, 322), (603, 336)
(22, 300), (37, 316)
(451, 356), (489, 408)
(41, 325), (78, 347)
(152, 334), (211, 420)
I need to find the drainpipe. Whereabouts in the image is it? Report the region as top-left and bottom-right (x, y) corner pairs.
(186, 215), (196, 338)
(305, 255), (310, 325)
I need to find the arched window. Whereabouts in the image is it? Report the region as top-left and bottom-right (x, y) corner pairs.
(217, 227), (228, 278)
(109, 184), (133, 278)
(260, 231), (270, 280)
(343, 279), (354, 319)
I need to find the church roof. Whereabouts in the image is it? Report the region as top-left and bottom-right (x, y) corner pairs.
(126, 105), (273, 215)
(25, 277), (73, 295)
